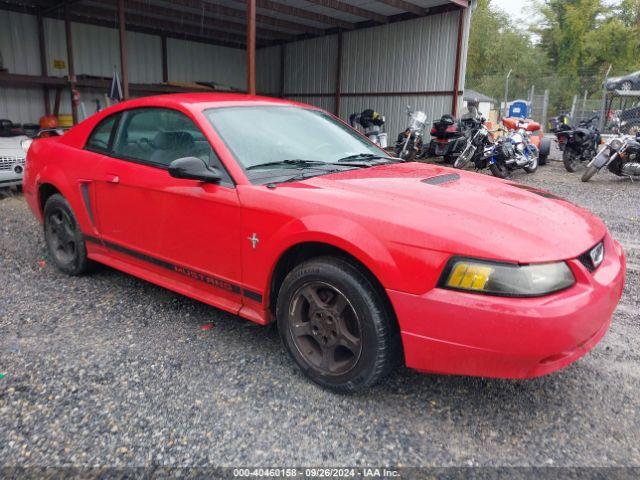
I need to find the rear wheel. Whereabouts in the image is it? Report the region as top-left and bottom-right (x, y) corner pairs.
(489, 161), (510, 178)
(581, 165), (599, 182)
(43, 194), (92, 275)
(621, 80), (633, 91)
(563, 149), (580, 172)
(539, 154), (549, 165)
(523, 152), (539, 173)
(276, 257), (400, 393)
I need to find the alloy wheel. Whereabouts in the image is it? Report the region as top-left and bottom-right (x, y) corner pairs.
(288, 281), (363, 376)
(46, 208), (77, 265)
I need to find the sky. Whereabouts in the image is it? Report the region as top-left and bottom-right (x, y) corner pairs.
(492, 0), (530, 23)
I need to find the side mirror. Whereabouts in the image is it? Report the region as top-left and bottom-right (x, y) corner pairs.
(168, 157), (221, 183)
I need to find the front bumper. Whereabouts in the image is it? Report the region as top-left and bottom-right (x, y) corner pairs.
(389, 234), (626, 379)
(0, 168), (24, 188)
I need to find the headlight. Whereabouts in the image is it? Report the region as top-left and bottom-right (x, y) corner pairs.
(21, 138), (33, 153)
(439, 258), (575, 297)
(610, 138), (623, 150)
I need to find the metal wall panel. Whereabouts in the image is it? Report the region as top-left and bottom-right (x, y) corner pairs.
(286, 95), (335, 112)
(257, 45), (282, 96)
(284, 35), (338, 95)
(340, 12), (458, 94)
(0, 11), (43, 123)
(43, 18), (162, 83)
(0, 10), (40, 75)
(167, 38), (246, 89)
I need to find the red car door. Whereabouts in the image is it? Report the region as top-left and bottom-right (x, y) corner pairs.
(92, 107), (243, 313)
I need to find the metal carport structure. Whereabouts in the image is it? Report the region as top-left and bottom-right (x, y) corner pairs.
(0, 0), (472, 134)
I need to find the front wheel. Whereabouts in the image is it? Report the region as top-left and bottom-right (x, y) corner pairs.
(489, 161), (510, 178)
(276, 257), (401, 393)
(43, 194), (92, 275)
(563, 149), (580, 172)
(581, 165), (599, 182)
(523, 153), (539, 173)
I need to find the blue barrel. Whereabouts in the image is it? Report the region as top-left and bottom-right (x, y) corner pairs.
(508, 100), (529, 118)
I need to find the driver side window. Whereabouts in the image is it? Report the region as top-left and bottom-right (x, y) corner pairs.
(112, 108), (219, 170)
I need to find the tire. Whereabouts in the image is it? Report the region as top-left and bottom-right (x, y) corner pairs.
(489, 161), (510, 178)
(43, 194), (92, 275)
(523, 154), (539, 173)
(581, 165), (599, 182)
(563, 149), (580, 172)
(621, 81), (633, 91)
(276, 256), (401, 393)
(538, 137), (551, 164)
(623, 122), (640, 136)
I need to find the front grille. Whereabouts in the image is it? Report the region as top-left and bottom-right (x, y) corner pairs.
(0, 156), (25, 171)
(578, 241), (605, 272)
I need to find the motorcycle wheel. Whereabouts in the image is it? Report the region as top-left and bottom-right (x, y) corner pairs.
(523, 154), (539, 174)
(489, 161), (510, 179)
(539, 154), (548, 166)
(581, 165), (599, 182)
(403, 149), (417, 162)
(563, 149), (580, 172)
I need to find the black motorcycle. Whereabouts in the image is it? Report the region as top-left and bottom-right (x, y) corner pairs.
(581, 133), (640, 182)
(426, 115), (481, 164)
(550, 114), (601, 172)
(453, 123), (517, 178)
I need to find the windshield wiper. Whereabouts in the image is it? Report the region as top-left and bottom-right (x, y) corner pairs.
(338, 153), (399, 163)
(247, 159), (331, 170)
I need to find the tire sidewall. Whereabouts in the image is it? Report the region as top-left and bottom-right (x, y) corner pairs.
(563, 149), (579, 172)
(43, 194), (88, 275)
(489, 161), (510, 178)
(276, 258), (390, 391)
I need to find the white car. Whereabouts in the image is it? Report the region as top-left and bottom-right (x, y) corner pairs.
(0, 134), (28, 189)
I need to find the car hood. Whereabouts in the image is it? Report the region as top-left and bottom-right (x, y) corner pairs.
(296, 163), (606, 263)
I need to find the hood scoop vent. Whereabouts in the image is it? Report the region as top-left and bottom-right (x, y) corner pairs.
(421, 173), (460, 186)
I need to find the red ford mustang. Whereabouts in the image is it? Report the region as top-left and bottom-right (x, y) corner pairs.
(22, 94), (625, 392)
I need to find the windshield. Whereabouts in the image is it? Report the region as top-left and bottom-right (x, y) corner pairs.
(205, 106), (389, 183)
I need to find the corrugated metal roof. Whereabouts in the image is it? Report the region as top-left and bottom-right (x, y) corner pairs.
(1, 0), (465, 47)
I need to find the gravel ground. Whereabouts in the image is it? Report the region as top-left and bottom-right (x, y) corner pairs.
(0, 159), (639, 469)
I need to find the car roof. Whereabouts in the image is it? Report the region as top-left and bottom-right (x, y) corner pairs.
(119, 93), (311, 111)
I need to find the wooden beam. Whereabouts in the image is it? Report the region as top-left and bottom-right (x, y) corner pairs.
(64, 2), (78, 124)
(240, 0), (355, 30)
(279, 44), (285, 98)
(117, 0), (291, 40)
(451, 7), (464, 116)
(303, 0), (388, 24)
(247, 0), (257, 95)
(334, 31), (342, 116)
(118, 0), (129, 100)
(37, 13), (51, 115)
(377, 0), (427, 16)
(41, 0), (83, 15)
(165, 0), (324, 35)
(161, 36), (169, 83)
(448, 0), (469, 7)
(73, 5), (255, 47)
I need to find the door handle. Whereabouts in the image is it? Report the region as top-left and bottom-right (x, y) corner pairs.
(104, 174), (120, 184)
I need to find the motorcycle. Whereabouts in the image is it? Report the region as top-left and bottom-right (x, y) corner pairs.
(395, 106), (428, 161)
(550, 114), (601, 172)
(349, 109), (388, 148)
(453, 123), (517, 178)
(425, 114), (482, 164)
(581, 133), (640, 182)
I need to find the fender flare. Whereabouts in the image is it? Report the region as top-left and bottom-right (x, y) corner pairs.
(263, 214), (402, 295)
